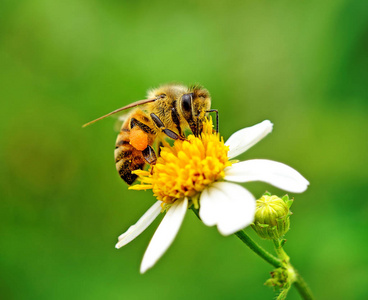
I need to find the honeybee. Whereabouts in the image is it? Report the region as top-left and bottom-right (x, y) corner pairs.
(83, 84), (217, 185)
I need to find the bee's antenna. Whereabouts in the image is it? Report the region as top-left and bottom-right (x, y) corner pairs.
(82, 108), (126, 127)
(82, 98), (157, 127)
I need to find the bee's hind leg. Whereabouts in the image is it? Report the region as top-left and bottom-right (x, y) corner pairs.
(142, 145), (157, 165)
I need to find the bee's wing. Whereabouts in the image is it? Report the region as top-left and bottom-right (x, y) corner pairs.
(113, 112), (130, 132)
(82, 98), (157, 127)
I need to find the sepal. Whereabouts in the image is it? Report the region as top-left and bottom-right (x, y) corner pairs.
(265, 267), (288, 289)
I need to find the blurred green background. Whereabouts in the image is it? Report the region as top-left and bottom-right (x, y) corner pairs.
(1, 0), (367, 299)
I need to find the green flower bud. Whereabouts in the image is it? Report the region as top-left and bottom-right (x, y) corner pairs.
(251, 194), (292, 240)
(264, 267), (288, 288)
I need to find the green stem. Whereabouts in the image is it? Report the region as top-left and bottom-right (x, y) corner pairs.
(235, 230), (282, 268)
(273, 239), (314, 300)
(294, 272), (314, 300)
(191, 207), (314, 299)
(273, 239), (290, 263)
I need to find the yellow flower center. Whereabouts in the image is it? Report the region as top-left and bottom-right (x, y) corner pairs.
(129, 119), (232, 204)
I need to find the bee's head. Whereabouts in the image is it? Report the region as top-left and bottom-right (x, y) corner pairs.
(179, 86), (211, 136)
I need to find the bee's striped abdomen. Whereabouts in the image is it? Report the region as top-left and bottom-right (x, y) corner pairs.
(115, 126), (146, 185)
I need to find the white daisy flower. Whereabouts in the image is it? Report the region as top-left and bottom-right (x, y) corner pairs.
(116, 119), (309, 273)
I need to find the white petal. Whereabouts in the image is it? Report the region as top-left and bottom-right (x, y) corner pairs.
(199, 187), (223, 227)
(225, 120), (273, 159)
(225, 159), (310, 193)
(215, 182), (256, 235)
(115, 201), (162, 249)
(199, 182), (256, 236)
(140, 197), (188, 273)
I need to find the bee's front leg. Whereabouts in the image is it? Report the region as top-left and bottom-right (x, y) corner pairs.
(171, 107), (185, 139)
(205, 109), (219, 133)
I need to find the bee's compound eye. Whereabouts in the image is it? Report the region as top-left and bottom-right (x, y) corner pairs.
(181, 94), (192, 112)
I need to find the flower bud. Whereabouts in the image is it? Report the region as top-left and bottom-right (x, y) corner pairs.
(264, 267), (288, 288)
(251, 194), (292, 240)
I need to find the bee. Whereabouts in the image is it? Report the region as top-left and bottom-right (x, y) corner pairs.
(83, 84), (217, 185)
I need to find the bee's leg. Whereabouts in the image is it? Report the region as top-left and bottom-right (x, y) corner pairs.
(142, 145), (157, 165)
(150, 113), (184, 140)
(206, 109), (219, 133)
(130, 117), (155, 134)
(171, 107), (184, 138)
(157, 141), (163, 156)
(163, 128), (184, 140)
